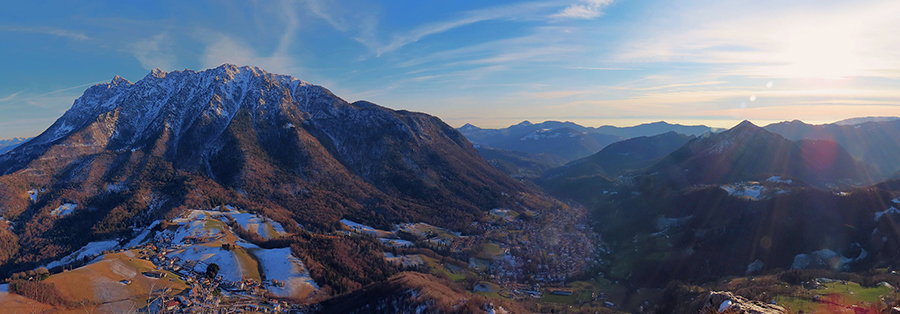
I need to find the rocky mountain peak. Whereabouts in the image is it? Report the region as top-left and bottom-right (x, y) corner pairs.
(459, 123), (480, 131)
(514, 120), (533, 127)
(730, 120), (759, 132)
(109, 75), (132, 86)
(146, 68), (167, 79)
(712, 120), (775, 146)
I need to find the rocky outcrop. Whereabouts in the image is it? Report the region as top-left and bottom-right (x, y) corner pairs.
(701, 291), (786, 314)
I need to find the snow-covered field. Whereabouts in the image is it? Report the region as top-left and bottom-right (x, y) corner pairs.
(721, 183), (766, 200)
(124, 220), (161, 248)
(254, 248), (318, 298)
(172, 208), (287, 239)
(161, 208), (317, 296)
(228, 212), (286, 239)
(765, 176), (792, 184)
(171, 246), (246, 282)
(161, 219), (224, 244)
(44, 240), (119, 269)
(41, 205), (317, 300)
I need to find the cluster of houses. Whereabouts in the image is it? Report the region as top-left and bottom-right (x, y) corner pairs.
(129, 226), (307, 313)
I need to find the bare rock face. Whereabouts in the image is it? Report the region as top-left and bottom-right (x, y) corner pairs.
(701, 291), (786, 314)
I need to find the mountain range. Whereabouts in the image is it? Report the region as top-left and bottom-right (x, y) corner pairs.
(651, 120), (877, 189)
(764, 119), (900, 177)
(833, 116), (900, 125)
(458, 120), (717, 162)
(0, 65), (594, 297)
(529, 119), (900, 289)
(0, 137), (31, 155)
(538, 131), (695, 200)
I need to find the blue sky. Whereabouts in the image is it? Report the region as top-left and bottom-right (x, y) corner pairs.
(1, 0), (899, 139)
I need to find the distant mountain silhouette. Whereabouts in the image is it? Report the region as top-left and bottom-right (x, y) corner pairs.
(539, 131), (695, 200)
(833, 116), (900, 125)
(458, 120), (717, 163)
(765, 119), (900, 177)
(652, 120), (876, 188)
(0, 137), (32, 155)
(475, 145), (567, 179)
(459, 123), (621, 161)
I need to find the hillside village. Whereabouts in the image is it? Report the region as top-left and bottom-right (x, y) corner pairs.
(0, 205), (320, 313)
(0, 199), (605, 313)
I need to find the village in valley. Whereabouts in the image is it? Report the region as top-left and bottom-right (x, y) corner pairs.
(338, 198), (616, 312)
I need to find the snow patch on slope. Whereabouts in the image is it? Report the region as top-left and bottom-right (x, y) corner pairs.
(255, 247), (318, 297)
(171, 246), (244, 282)
(765, 176), (792, 184)
(44, 240), (119, 269)
(875, 206), (900, 222)
(50, 203), (77, 216)
(124, 220), (161, 248)
(721, 183), (765, 200)
(340, 219), (382, 236)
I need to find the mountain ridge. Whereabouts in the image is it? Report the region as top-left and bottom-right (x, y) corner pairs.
(539, 131), (695, 201)
(458, 120), (717, 164)
(764, 119), (900, 176)
(0, 64), (581, 274)
(651, 120), (876, 189)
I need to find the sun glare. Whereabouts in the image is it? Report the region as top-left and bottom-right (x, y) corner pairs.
(776, 23), (862, 79)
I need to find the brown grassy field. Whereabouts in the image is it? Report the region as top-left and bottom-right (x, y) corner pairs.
(43, 251), (188, 312)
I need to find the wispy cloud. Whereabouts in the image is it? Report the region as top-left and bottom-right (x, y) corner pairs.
(550, 88), (900, 120)
(306, 1), (563, 57)
(0, 25), (90, 40)
(130, 32), (177, 71)
(296, 0), (382, 56)
(397, 26), (587, 72)
(615, 1), (900, 79)
(552, 0), (615, 19)
(522, 81), (728, 99)
(375, 2), (561, 56)
(566, 66), (639, 71)
(696, 104), (900, 123)
(1, 81), (107, 108)
(198, 0), (302, 74)
(0, 90), (24, 102)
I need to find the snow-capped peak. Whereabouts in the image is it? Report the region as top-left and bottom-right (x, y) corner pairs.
(0, 64), (435, 176)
